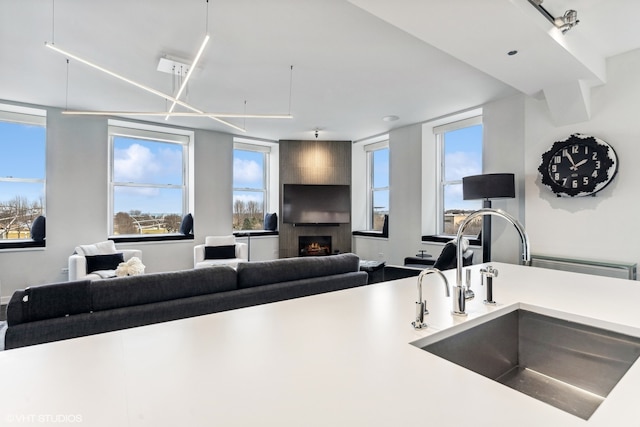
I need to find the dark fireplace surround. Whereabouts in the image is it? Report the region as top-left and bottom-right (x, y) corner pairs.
(299, 236), (332, 256)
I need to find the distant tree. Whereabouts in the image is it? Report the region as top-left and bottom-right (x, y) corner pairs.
(163, 214), (182, 233)
(0, 196), (43, 239)
(242, 217), (253, 230)
(114, 212), (137, 235)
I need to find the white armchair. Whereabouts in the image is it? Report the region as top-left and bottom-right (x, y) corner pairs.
(194, 235), (248, 269)
(69, 240), (143, 281)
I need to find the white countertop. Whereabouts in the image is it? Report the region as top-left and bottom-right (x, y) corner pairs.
(2, 263), (640, 426)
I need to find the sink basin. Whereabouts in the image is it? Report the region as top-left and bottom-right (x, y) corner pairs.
(413, 309), (640, 420)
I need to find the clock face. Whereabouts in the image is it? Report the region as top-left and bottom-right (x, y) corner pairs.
(538, 134), (618, 197)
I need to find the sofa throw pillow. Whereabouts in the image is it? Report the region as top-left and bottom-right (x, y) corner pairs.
(180, 213), (194, 235)
(264, 212), (277, 231)
(86, 253), (125, 274)
(204, 245), (236, 260)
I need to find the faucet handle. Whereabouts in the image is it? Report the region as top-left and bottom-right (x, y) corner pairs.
(464, 268), (474, 299)
(412, 301), (428, 329)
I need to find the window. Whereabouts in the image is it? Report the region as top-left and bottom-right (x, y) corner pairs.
(436, 117), (483, 236)
(109, 123), (191, 238)
(366, 142), (389, 231)
(233, 142), (269, 231)
(0, 106), (46, 247)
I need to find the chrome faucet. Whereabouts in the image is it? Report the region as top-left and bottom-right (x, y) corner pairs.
(453, 208), (531, 316)
(412, 268), (451, 330)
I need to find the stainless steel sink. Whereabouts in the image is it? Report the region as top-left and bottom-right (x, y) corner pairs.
(413, 309), (640, 420)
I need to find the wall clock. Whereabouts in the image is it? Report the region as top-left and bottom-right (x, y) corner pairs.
(538, 133), (618, 197)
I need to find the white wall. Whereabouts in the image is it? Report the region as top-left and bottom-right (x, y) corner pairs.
(353, 124), (424, 266)
(524, 48), (640, 267)
(354, 49), (640, 270)
(0, 107), (237, 300)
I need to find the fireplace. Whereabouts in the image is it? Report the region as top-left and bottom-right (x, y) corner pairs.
(299, 236), (332, 256)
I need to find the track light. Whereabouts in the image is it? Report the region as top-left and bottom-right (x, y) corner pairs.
(527, 0), (579, 34)
(554, 9), (579, 34)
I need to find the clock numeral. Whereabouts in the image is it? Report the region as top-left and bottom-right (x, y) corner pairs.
(592, 170), (598, 178)
(562, 178), (567, 186)
(554, 155), (562, 164)
(554, 173), (560, 181)
(572, 145), (579, 154)
(551, 165), (557, 173)
(572, 179), (578, 188)
(595, 160), (601, 170)
(592, 152), (598, 160)
(585, 146), (589, 154)
(583, 177), (589, 186)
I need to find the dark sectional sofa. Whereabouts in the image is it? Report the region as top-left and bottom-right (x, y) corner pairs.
(2, 253), (368, 350)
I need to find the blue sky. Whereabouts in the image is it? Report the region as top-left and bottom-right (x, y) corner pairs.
(0, 121), (46, 207)
(373, 148), (389, 212)
(233, 149), (264, 207)
(444, 124), (483, 211)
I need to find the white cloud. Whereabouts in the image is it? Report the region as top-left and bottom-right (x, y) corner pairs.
(445, 151), (481, 181)
(114, 143), (182, 183)
(233, 158), (262, 186)
(114, 143), (160, 182)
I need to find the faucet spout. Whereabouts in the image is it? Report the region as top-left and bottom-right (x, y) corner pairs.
(453, 208), (530, 316)
(412, 268), (450, 330)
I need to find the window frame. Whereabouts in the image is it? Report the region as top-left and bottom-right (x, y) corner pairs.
(434, 116), (483, 237)
(108, 121), (193, 242)
(365, 141), (389, 231)
(232, 141), (270, 232)
(0, 104), (47, 250)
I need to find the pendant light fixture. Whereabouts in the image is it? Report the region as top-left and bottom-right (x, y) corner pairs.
(45, 0), (294, 132)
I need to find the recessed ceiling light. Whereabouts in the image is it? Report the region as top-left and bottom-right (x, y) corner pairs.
(508, 50), (518, 56)
(383, 115), (399, 122)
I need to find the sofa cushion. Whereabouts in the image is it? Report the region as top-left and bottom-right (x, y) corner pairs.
(91, 266), (238, 311)
(236, 253), (360, 289)
(204, 245), (236, 260)
(7, 280), (92, 325)
(75, 240), (117, 256)
(86, 253), (124, 274)
(205, 235), (235, 246)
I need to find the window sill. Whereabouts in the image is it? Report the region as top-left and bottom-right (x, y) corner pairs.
(0, 240), (46, 250)
(422, 235), (481, 246)
(352, 230), (388, 238)
(233, 230), (279, 237)
(110, 234), (194, 244)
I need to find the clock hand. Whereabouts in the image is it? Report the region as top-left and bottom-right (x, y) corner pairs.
(564, 150), (578, 170)
(573, 159), (587, 168)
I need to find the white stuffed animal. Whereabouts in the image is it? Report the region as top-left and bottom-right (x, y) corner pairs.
(115, 256), (145, 277)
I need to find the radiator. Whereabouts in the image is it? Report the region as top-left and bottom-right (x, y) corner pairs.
(530, 254), (637, 281)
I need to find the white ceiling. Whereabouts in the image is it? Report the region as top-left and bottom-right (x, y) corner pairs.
(2, 0), (639, 141)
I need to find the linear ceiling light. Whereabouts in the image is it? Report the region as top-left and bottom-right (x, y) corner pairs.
(164, 34), (210, 120)
(45, 42), (246, 132)
(62, 111), (293, 119)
